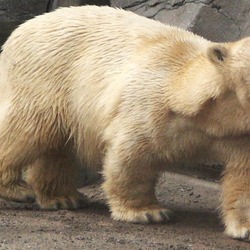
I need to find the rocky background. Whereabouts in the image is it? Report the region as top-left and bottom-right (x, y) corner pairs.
(1, 0), (250, 46)
(111, 0), (250, 42)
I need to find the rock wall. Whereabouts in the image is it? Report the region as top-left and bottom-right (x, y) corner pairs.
(0, 0), (50, 46)
(50, 0), (110, 10)
(111, 0), (250, 42)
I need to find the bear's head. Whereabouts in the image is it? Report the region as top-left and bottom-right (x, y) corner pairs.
(168, 37), (250, 137)
(194, 37), (250, 137)
(220, 37), (250, 106)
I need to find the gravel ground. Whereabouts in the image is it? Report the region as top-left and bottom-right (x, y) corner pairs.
(0, 173), (249, 250)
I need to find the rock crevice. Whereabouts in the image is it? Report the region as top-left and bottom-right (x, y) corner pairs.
(111, 0), (250, 42)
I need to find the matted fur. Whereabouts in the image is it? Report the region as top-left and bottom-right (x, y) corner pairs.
(0, 5), (250, 240)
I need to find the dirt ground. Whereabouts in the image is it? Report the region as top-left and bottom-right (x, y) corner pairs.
(0, 173), (249, 250)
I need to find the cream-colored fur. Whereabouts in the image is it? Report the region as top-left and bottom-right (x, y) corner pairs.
(0, 5), (250, 240)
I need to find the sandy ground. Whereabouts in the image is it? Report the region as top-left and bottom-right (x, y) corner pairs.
(0, 173), (249, 250)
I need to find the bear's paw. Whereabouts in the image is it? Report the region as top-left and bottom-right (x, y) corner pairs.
(226, 222), (250, 242)
(37, 192), (88, 210)
(0, 181), (35, 203)
(111, 205), (174, 224)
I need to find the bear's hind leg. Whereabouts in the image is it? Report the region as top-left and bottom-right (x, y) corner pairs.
(26, 150), (88, 210)
(0, 129), (36, 203)
(0, 170), (35, 203)
(102, 145), (173, 224)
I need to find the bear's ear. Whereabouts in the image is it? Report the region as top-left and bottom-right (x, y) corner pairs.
(207, 45), (228, 64)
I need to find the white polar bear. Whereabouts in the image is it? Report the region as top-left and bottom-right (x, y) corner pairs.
(0, 5), (250, 241)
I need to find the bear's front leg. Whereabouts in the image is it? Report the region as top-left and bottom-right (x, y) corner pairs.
(102, 142), (173, 224)
(222, 157), (250, 241)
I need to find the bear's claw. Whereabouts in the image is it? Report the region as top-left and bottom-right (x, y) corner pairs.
(226, 222), (250, 242)
(0, 181), (36, 203)
(111, 206), (174, 224)
(37, 192), (88, 210)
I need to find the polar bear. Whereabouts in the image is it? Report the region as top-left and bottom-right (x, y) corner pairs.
(0, 5), (250, 240)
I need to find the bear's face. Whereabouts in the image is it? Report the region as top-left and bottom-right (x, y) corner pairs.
(190, 38), (250, 138)
(207, 37), (250, 101)
(229, 37), (250, 107)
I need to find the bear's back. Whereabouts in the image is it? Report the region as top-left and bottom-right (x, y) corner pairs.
(0, 6), (208, 92)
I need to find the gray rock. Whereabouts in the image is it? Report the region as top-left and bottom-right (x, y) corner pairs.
(0, 0), (49, 46)
(50, 0), (110, 10)
(192, 0), (250, 42)
(111, 0), (250, 42)
(0, 0), (49, 21)
(50, 0), (83, 10)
